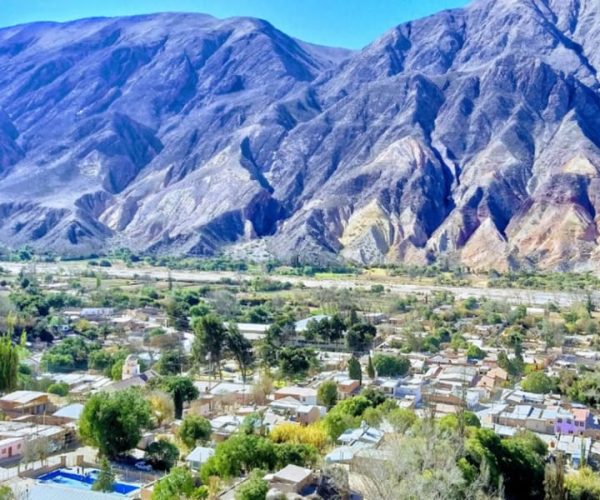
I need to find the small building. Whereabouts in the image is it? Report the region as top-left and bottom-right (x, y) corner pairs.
(338, 422), (384, 447)
(274, 386), (318, 406)
(52, 403), (84, 423)
(337, 379), (360, 399)
(122, 355), (141, 380)
(236, 323), (270, 342)
(555, 408), (594, 436)
(264, 464), (314, 495)
(296, 405), (321, 425)
(185, 446), (215, 470)
(0, 391), (52, 417)
(0, 437), (24, 461)
(79, 308), (115, 320)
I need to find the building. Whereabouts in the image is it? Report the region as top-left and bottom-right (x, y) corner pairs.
(236, 323), (270, 342)
(122, 355), (141, 380)
(0, 437), (24, 461)
(274, 386), (318, 406)
(264, 464), (314, 495)
(555, 408), (594, 436)
(185, 446), (215, 470)
(0, 391), (53, 417)
(338, 422), (384, 447)
(337, 379), (360, 399)
(0, 421), (69, 453)
(105, 369), (158, 392)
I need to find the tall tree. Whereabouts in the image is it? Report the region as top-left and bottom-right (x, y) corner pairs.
(162, 376), (199, 419)
(226, 324), (254, 383)
(0, 335), (18, 394)
(79, 389), (151, 458)
(192, 314), (227, 378)
(348, 357), (362, 384)
(367, 355), (375, 379)
(92, 458), (115, 492)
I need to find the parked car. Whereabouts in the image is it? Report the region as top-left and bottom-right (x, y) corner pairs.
(134, 461), (152, 472)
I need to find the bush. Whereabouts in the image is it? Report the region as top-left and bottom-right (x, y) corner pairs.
(521, 371), (555, 394)
(235, 469), (268, 500)
(178, 415), (212, 449)
(372, 354), (410, 377)
(317, 380), (338, 408)
(270, 423), (328, 450)
(47, 382), (69, 397)
(145, 439), (180, 471)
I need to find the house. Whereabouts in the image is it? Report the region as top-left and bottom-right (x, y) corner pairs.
(555, 408), (594, 436)
(0, 391), (53, 417)
(52, 403), (84, 423)
(122, 355), (141, 380)
(495, 405), (555, 435)
(0, 437), (24, 461)
(325, 442), (369, 464)
(338, 422), (384, 447)
(185, 446), (215, 470)
(296, 405), (321, 425)
(0, 421), (69, 453)
(210, 415), (242, 441)
(264, 464), (314, 495)
(79, 308), (115, 320)
(105, 369), (158, 392)
(337, 379), (360, 399)
(274, 386), (318, 406)
(295, 315), (330, 334)
(236, 323), (270, 342)
(377, 377), (423, 403)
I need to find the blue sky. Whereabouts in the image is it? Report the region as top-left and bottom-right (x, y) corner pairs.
(2, 0), (470, 49)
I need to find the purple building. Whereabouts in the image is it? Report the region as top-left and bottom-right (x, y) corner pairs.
(555, 408), (593, 436)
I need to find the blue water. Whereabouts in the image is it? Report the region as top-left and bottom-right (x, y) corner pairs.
(38, 469), (140, 495)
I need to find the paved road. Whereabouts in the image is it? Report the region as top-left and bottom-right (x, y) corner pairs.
(2, 261), (595, 307)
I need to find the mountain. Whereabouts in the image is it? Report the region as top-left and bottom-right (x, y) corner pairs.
(1, 0), (600, 271)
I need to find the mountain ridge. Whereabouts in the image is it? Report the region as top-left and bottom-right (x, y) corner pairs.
(1, 0), (600, 271)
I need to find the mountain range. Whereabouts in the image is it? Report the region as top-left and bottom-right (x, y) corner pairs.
(1, 0), (600, 271)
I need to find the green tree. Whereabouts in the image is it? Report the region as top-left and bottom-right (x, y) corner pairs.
(79, 389), (151, 458)
(178, 415), (212, 449)
(348, 356), (362, 384)
(521, 371), (555, 394)
(235, 469), (268, 500)
(157, 349), (183, 376)
(152, 466), (199, 500)
(0, 485), (14, 500)
(0, 335), (19, 394)
(278, 347), (316, 379)
(544, 454), (565, 500)
(226, 325), (254, 383)
(162, 376), (199, 420)
(47, 382), (69, 396)
(366, 355), (375, 379)
(346, 323), (376, 352)
(192, 315), (226, 378)
(372, 354), (410, 377)
(466, 344), (486, 360)
(387, 408), (417, 433)
(92, 458), (115, 492)
(318, 380), (338, 409)
(145, 439), (180, 471)
(565, 467), (600, 499)
(360, 387), (387, 407)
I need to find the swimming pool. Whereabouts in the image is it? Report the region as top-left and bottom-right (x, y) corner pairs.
(38, 469), (140, 496)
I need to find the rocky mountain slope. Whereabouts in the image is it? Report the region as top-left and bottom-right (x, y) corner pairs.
(1, 0), (600, 271)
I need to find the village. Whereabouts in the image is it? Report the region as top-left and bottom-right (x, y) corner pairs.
(0, 258), (599, 499)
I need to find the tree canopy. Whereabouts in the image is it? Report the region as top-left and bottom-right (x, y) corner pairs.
(79, 389), (151, 458)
